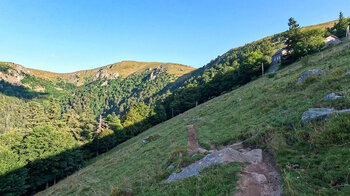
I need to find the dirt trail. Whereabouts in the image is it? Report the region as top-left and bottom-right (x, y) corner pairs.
(183, 124), (282, 195)
(235, 151), (282, 196)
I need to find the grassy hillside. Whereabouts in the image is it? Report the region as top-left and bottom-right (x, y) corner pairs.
(39, 39), (350, 195)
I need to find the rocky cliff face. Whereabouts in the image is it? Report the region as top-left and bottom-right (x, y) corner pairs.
(92, 69), (119, 82)
(0, 62), (31, 85)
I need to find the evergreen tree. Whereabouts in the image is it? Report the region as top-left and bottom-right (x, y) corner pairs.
(329, 12), (349, 38)
(286, 17), (301, 54)
(24, 102), (49, 129)
(293, 28), (325, 58)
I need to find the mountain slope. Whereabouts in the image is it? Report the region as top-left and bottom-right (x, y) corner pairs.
(0, 61), (195, 132)
(26, 61), (195, 86)
(0, 61), (195, 87)
(39, 40), (350, 195)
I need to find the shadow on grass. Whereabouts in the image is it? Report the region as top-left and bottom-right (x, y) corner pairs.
(0, 118), (154, 196)
(0, 80), (47, 99)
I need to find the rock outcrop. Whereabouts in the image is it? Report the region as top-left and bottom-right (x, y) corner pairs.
(0, 62), (31, 85)
(301, 108), (350, 124)
(165, 147), (262, 183)
(297, 69), (325, 84)
(92, 69), (119, 82)
(149, 71), (156, 80)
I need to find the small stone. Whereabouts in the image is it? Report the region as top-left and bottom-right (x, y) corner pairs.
(141, 137), (149, 146)
(346, 70), (350, 75)
(167, 164), (175, 170)
(178, 152), (183, 158)
(323, 93), (343, 101)
(343, 44), (350, 49)
(251, 173), (267, 183)
(238, 98), (242, 102)
(297, 69), (325, 84)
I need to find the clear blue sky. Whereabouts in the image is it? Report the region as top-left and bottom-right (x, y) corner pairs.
(0, 0), (349, 73)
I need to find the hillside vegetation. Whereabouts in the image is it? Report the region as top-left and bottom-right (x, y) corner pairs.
(39, 40), (350, 195)
(27, 61), (195, 85)
(1, 15), (350, 195)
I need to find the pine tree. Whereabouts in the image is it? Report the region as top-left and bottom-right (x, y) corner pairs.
(24, 102), (49, 129)
(333, 12), (349, 38)
(286, 17), (301, 54)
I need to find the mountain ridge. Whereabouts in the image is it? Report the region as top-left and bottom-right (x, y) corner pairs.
(0, 61), (196, 86)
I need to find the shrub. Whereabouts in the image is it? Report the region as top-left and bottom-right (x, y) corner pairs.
(111, 187), (133, 196)
(300, 55), (311, 67)
(0, 63), (13, 74)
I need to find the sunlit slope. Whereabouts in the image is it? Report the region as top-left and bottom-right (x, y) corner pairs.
(1, 61), (195, 86)
(39, 40), (350, 195)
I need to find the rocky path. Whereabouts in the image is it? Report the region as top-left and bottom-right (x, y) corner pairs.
(166, 124), (282, 195)
(165, 125), (282, 195)
(166, 144), (282, 195)
(234, 151), (282, 196)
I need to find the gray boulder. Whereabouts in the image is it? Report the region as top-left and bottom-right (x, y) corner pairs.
(346, 70), (350, 75)
(301, 108), (336, 125)
(302, 108), (350, 124)
(297, 69), (325, 84)
(323, 93), (343, 101)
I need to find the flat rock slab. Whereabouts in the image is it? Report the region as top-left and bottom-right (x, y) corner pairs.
(302, 108), (350, 124)
(323, 93), (343, 101)
(166, 148), (262, 183)
(302, 108), (336, 124)
(297, 69), (325, 84)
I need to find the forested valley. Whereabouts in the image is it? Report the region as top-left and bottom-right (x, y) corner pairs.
(1, 14), (349, 195)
